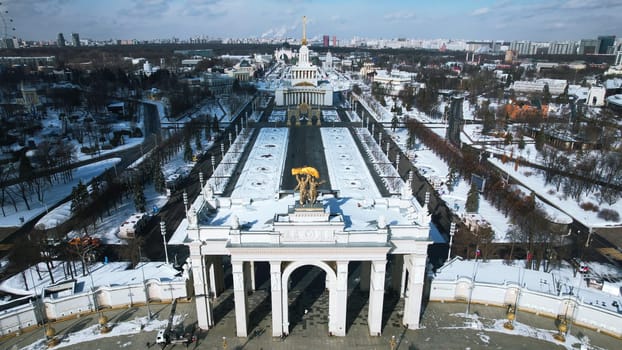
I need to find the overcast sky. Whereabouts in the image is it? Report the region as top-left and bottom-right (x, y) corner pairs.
(2, 0), (621, 42)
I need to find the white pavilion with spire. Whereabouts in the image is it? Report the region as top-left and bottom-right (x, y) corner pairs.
(275, 16), (334, 106)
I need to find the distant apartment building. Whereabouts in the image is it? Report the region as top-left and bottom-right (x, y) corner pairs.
(597, 35), (616, 54)
(509, 41), (536, 55)
(57, 33), (65, 47)
(578, 39), (599, 54)
(548, 41), (578, 55)
(72, 33), (80, 47)
(323, 35), (329, 47)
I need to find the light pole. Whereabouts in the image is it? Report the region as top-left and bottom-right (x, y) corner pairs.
(447, 222), (456, 261)
(466, 260), (479, 315)
(160, 221), (169, 265)
(138, 246), (153, 320)
(183, 191), (189, 215)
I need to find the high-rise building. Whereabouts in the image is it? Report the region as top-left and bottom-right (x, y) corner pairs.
(323, 35), (329, 47)
(72, 32), (80, 47)
(597, 35), (616, 54)
(509, 41), (537, 56)
(332, 35), (337, 47)
(57, 33), (65, 47)
(2, 38), (14, 49)
(548, 41), (578, 55)
(578, 39), (599, 54)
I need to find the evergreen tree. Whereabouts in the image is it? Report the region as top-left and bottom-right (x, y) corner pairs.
(212, 115), (219, 132)
(518, 136), (526, 150)
(391, 115), (399, 132)
(133, 182), (146, 212)
(465, 182), (480, 213)
(535, 131), (545, 150)
(153, 163), (166, 194)
(183, 138), (193, 162)
(542, 84), (551, 105)
(18, 153), (34, 180)
(195, 133), (202, 151)
(70, 180), (90, 213)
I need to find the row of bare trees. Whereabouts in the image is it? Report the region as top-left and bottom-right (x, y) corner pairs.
(405, 119), (570, 268)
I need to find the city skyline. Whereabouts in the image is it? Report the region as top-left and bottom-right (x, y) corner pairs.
(2, 0), (622, 43)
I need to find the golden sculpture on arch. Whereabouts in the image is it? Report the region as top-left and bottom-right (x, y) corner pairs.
(292, 166), (324, 205)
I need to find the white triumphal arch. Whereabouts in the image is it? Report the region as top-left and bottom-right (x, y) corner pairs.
(181, 126), (433, 338)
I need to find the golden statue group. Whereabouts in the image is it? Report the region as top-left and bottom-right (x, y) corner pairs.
(292, 166), (324, 206)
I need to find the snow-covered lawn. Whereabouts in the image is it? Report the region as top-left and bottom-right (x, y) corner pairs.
(388, 128), (515, 241)
(0, 261), (181, 297)
(0, 158), (121, 228)
(490, 157), (622, 228)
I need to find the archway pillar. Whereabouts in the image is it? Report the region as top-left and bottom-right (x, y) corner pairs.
(402, 253), (427, 329)
(232, 260), (248, 337)
(331, 261), (349, 336)
(190, 250), (213, 330)
(368, 259), (386, 336)
(270, 260), (283, 337)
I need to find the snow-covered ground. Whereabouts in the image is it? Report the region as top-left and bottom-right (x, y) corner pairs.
(0, 261), (182, 297)
(0, 158), (121, 228)
(490, 157), (622, 229)
(387, 127), (515, 241)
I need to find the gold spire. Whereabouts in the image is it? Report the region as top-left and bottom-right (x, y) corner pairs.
(301, 16), (307, 46)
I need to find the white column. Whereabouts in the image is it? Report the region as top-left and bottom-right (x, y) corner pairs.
(368, 259), (386, 336)
(270, 261), (283, 337)
(359, 261), (370, 292)
(190, 250), (213, 330)
(250, 261), (256, 291)
(402, 253), (427, 329)
(232, 260), (248, 337)
(332, 261), (348, 336)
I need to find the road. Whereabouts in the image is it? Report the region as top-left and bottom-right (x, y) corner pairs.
(139, 97), (257, 262)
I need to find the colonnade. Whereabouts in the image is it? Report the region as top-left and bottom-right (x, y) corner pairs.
(283, 90), (329, 106)
(292, 69), (317, 80)
(190, 250), (429, 337)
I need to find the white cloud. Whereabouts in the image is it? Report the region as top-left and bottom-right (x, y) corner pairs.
(383, 11), (416, 21)
(471, 7), (490, 16)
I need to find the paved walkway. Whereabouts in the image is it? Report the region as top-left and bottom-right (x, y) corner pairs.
(2, 286), (620, 350)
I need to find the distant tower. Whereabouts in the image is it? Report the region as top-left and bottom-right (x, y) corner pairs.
(332, 35), (337, 47)
(72, 32), (80, 47)
(323, 35), (329, 47)
(57, 33), (65, 47)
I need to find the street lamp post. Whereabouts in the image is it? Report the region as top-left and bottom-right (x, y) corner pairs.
(183, 191), (189, 215)
(466, 260), (479, 315)
(160, 221), (169, 265)
(447, 222), (456, 261)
